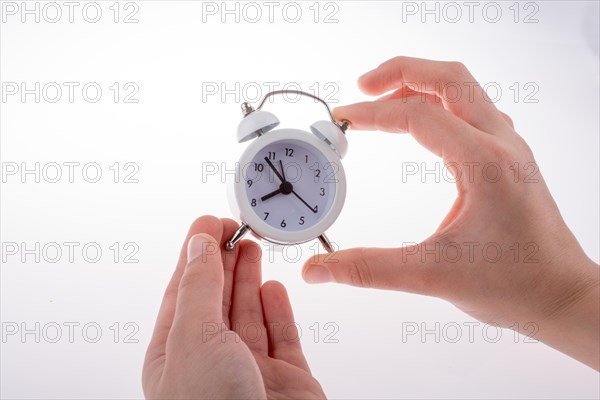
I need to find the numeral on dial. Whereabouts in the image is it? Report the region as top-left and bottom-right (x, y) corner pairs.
(310, 162), (321, 182)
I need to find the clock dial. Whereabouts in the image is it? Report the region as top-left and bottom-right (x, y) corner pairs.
(243, 139), (338, 232)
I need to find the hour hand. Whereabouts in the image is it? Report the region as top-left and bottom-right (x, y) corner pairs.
(261, 187), (283, 202)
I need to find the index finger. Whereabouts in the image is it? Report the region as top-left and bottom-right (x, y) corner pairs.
(333, 97), (482, 159)
(358, 56), (511, 134)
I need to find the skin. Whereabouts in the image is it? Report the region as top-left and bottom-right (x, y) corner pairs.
(143, 57), (598, 398)
(142, 216), (326, 399)
(302, 56), (600, 371)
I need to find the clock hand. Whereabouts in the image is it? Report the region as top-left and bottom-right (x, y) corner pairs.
(292, 190), (318, 214)
(261, 187), (284, 202)
(279, 159), (286, 181)
(264, 157), (285, 182)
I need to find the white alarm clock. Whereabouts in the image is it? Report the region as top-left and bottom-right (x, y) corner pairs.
(225, 90), (349, 253)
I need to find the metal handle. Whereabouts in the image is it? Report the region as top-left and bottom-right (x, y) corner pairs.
(242, 89), (349, 131)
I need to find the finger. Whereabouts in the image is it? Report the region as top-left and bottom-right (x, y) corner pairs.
(220, 218), (242, 329)
(302, 246), (447, 297)
(144, 216), (223, 366)
(333, 97), (481, 159)
(230, 240), (269, 354)
(376, 87), (442, 108)
(171, 233), (225, 340)
(358, 56), (509, 134)
(261, 281), (311, 373)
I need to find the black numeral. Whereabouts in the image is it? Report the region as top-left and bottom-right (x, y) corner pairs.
(299, 216), (305, 225)
(320, 188), (325, 196)
(263, 212), (269, 220)
(268, 151), (276, 160)
(254, 163), (264, 172)
(280, 219), (286, 228)
(285, 148), (294, 157)
(247, 179), (253, 187)
(251, 199), (256, 207)
(310, 163), (321, 182)
(305, 155), (308, 163)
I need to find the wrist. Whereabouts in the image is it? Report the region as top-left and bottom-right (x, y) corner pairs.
(532, 256), (599, 370)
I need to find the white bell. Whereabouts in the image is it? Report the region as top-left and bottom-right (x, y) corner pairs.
(310, 120), (348, 159)
(236, 110), (280, 143)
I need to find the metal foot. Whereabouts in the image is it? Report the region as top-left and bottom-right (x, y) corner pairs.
(226, 223), (249, 250)
(317, 233), (335, 253)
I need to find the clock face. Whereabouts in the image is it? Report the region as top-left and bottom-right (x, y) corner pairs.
(243, 139), (338, 232)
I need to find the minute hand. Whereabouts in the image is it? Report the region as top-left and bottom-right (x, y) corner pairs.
(292, 191), (317, 214)
(264, 157), (285, 182)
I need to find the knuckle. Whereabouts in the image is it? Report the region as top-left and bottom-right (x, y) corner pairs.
(389, 55), (408, 66)
(485, 140), (515, 166)
(513, 134), (535, 159)
(346, 251), (374, 288)
(380, 99), (422, 133)
(178, 265), (220, 294)
(177, 271), (198, 294)
(446, 61), (470, 80)
(501, 112), (514, 127)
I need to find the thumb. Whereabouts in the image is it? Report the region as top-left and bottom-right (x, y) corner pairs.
(302, 245), (442, 295)
(173, 233), (225, 332)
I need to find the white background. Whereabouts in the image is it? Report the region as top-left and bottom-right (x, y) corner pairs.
(1, 1), (599, 399)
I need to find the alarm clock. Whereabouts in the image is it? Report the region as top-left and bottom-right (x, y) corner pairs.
(225, 90), (349, 253)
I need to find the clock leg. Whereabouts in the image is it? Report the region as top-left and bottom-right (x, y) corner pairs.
(225, 223), (250, 251)
(317, 233), (335, 253)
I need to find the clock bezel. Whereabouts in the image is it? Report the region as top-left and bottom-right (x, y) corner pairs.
(233, 128), (346, 245)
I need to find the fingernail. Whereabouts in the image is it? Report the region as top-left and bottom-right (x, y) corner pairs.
(304, 265), (334, 284)
(187, 233), (211, 263)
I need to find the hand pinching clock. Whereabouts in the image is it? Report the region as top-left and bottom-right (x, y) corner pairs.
(225, 90), (349, 254)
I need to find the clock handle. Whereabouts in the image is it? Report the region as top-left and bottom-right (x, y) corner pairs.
(317, 233), (335, 254)
(225, 223), (250, 251)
